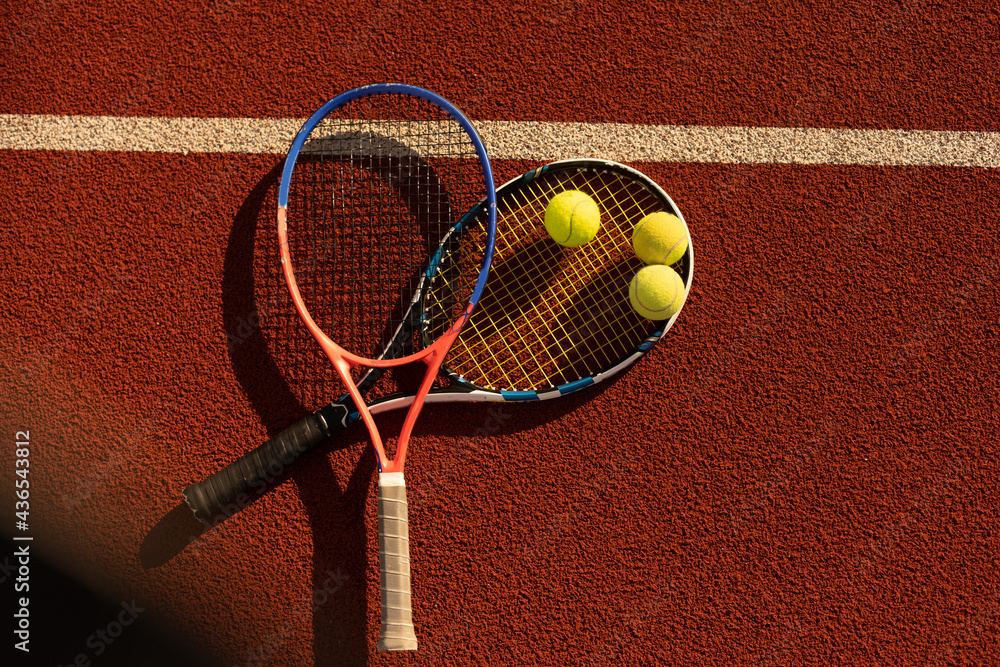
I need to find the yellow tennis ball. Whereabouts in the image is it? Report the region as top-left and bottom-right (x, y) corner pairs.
(631, 211), (688, 265)
(629, 264), (686, 320)
(544, 190), (601, 247)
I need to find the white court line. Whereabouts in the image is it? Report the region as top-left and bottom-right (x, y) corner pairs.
(1, 114), (999, 168)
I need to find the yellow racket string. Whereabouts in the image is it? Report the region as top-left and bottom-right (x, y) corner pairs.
(429, 166), (684, 392)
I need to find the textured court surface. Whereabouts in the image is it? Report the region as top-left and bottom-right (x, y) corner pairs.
(1, 2), (999, 666)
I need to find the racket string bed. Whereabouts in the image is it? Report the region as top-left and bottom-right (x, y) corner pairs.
(445, 166), (686, 393)
(288, 106), (481, 369)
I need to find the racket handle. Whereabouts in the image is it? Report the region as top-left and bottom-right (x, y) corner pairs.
(377, 472), (418, 651)
(182, 402), (351, 521)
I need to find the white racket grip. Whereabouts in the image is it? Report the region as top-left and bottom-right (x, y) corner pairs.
(377, 472), (418, 651)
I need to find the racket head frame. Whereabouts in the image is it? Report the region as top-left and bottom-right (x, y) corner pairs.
(429, 158), (693, 403)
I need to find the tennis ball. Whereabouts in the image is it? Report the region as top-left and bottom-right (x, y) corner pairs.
(631, 211), (688, 265)
(629, 264), (686, 321)
(544, 190), (601, 247)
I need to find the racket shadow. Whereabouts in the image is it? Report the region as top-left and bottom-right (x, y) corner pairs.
(138, 163), (373, 666)
(221, 162), (374, 666)
(459, 236), (563, 345)
(550, 256), (651, 383)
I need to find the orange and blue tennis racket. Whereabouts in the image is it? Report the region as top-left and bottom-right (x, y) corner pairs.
(216, 84), (495, 651)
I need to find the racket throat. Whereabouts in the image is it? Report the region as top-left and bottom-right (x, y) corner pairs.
(390, 349), (448, 468)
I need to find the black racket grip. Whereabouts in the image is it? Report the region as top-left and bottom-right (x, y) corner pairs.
(182, 402), (352, 521)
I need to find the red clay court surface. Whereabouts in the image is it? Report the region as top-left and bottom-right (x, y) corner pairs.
(1, 2), (999, 666)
